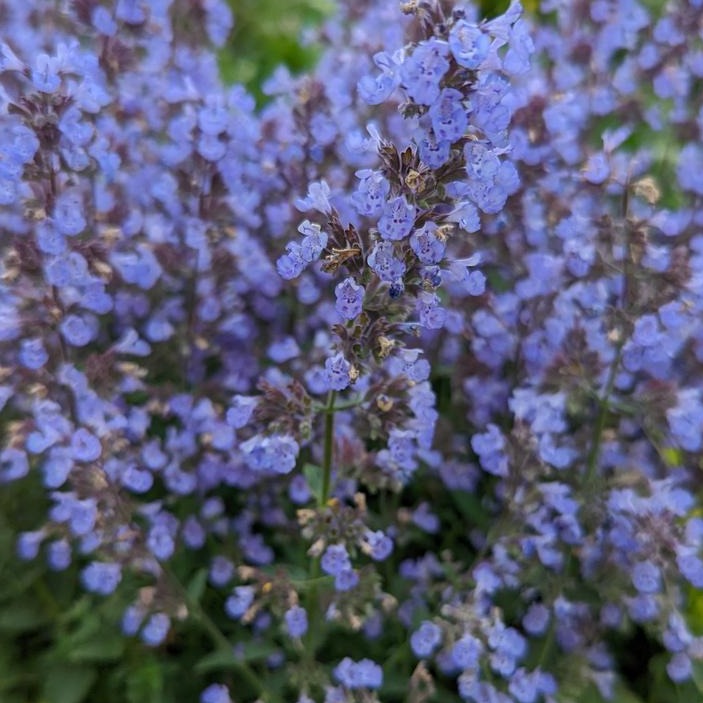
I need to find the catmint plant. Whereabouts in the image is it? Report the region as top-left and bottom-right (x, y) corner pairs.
(2, 0), (703, 702)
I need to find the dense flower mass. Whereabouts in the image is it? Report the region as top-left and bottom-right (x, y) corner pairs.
(2, 0), (703, 701)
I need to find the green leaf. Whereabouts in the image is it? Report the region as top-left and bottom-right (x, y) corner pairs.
(42, 664), (97, 703)
(194, 642), (278, 673)
(126, 657), (164, 703)
(57, 596), (93, 626)
(0, 598), (50, 632)
(66, 632), (125, 663)
(303, 463), (324, 504)
(0, 565), (45, 601)
(187, 568), (209, 604)
(692, 660), (703, 693)
(449, 490), (490, 530)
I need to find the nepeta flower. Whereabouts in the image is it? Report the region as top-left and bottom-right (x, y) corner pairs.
(334, 278), (365, 320)
(81, 562), (121, 595)
(352, 170), (390, 216)
(449, 21), (490, 69)
(410, 222), (446, 264)
(141, 613), (171, 647)
(226, 396), (258, 429)
(324, 353), (352, 391)
(378, 196), (416, 241)
(54, 190), (86, 236)
(333, 658), (383, 690)
(284, 605), (308, 638)
(452, 634), (483, 669)
(368, 241), (406, 282)
(19, 338), (49, 370)
(363, 530), (393, 561)
(299, 220), (328, 263)
(321, 544), (351, 576)
(411, 621), (442, 658)
(241, 435), (299, 474)
(334, 569), (359, 592)
(70, 428), (102, 462)
(632, 560), (661, 594)
(400, 38), (450, 106)
(429, 88), (469, 142)
(225, 586), (255, 620)
(201, 684), (232, 703)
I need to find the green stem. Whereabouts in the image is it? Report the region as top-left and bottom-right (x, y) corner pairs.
(584, 340), (624, 486)
(536, 618), (556, 671)
(304, 390), (337, 659)
(163, 565), (269, 702)
(585, 187), (632, 487)
(320, 390), (337, 506)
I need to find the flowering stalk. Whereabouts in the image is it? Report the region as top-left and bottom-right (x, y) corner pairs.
(320, 390), (337, 506)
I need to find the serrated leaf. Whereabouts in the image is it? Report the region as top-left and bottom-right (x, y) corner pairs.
(42, 664), (96, 703)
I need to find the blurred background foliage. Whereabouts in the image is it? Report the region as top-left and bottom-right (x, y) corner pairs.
(217, 0), (332, 102)
(217, 0), (521, 103)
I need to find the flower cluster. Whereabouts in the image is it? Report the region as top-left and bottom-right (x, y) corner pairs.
(2, 0), (703, 702)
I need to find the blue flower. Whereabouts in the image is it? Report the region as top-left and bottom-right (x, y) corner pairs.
(31, 54), (61, 93)
(70, 428), (102, 462)
(363, 530), (393, 561)
(82, 562), (122, 595)
(53, 190), (86, 236)
(201, 684), (231, 703)
(284, 605), (308, 638)
(334, 657), (383, 689)
(226, 396), (258, 429)
(410, 621), (442, 658)
(225, 586), (255, 620)
(352, 170), (390, 217)
(19, 338), (48, 370)
(324, 353), (352, 391)
(429, 89), (469, 143)
(335, 277), (365, 320)
(321, 544), (351, 576)
(400, 39), (449, 106)
(410, 222), (446, 264)
(449, 21), (490, 69)
(452, 634), (483, 669)
(368, 242), (406, 282)
(632, 560), (661, 594)
(141, 613), (170, 647)
(334, 569), (359, 592)
(378, 195), (416, 241)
